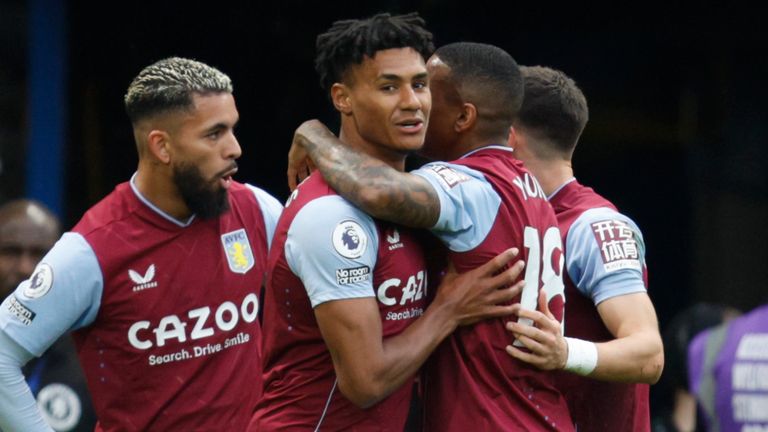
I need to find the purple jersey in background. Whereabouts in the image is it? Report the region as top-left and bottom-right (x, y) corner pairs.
(689, 304), (768, 432)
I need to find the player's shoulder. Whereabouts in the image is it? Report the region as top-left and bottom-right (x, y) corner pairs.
(228, 180), (254, 198)
(231, 181), (282, 210)
(294, 194), (372, 226)
(566, 207), (645, 255)
(287, 194), (378, 262)
(571, 206), (643, 234)
(228, 181), (262, 203)
(73, 182), (137, 237)
(34, 232), (99, 279)
(574, 206), (622, 222)
(412, 160), (490, 196)
(452, 145), (526, 177)
(460, 149), (550, 204)
(281, 173), (345, 212)
(229, 181), (274, 198)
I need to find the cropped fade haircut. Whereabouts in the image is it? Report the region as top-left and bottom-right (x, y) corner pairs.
(518, 66), (588, 154)
(314, 12), (434, 92)
(124, 57), (233, 124)
(434, 42), (523, 135)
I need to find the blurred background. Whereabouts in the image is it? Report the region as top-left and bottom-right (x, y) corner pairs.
(1, 0), (766, 420)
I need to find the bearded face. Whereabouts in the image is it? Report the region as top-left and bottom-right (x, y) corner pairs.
(172, 161), (232, 220)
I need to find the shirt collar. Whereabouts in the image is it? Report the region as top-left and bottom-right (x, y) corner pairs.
(129, 173), (196, 227)
(547, 177), (577, 201)
(459, 145), (513, 159)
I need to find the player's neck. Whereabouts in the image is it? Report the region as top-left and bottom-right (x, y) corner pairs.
(523, 158), (574, 196)
(134, 163), (193, 220)
(450, 141), (477, 160)
(452, 131), (510, 161)
(338, 128), (406, 172)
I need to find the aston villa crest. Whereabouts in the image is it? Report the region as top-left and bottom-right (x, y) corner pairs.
(221, 229), (254, 274)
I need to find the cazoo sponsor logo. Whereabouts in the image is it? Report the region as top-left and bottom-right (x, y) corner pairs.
(377, 270), (427, 307)
(126, 294), (259, 366)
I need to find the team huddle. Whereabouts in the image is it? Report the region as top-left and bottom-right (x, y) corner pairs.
(0, 12), (662, 432)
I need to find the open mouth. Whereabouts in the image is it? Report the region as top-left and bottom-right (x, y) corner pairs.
(396, 118), (424, 133)
(218, 166), (238, 189)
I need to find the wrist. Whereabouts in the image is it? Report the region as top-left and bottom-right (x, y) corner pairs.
(564, 337), (598, 376)
(426, 295), (461, 336)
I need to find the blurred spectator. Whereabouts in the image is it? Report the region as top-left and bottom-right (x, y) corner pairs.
(688, 301), (768, 431)
(0, 199), (96, 431)
(652, 303), (740, 432)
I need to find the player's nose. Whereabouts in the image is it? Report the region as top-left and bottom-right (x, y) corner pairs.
(225, 133), (242, 160)
(399, 86), (421, 110)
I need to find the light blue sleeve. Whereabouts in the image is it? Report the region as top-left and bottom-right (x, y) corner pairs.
(0, 232), (103, 356)
(411, 162), (501, 252)
(285, 196), (379, 308)
(0, 330), (53, 431)
(246, 183), (284, 251)
(565, 207), (647, 305)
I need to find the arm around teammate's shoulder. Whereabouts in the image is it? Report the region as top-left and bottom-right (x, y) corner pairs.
(289, 119), (441, 228)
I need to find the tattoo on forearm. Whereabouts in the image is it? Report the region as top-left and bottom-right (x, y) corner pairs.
(303, 129), (439, 228)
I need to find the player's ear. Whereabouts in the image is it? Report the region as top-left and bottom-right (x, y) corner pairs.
(455, 102), (477, 133)
(146, 130), (172, 164)
(331, 83), (353, 115)
(508, 126), (518, 149)
(509, 125), (533, 159)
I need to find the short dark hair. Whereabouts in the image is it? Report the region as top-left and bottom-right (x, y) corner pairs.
(314, 12), (434, 92)
(124, 57), (232, 124)
(434, 42), (523, 137)
(518, 66), (588, 154)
